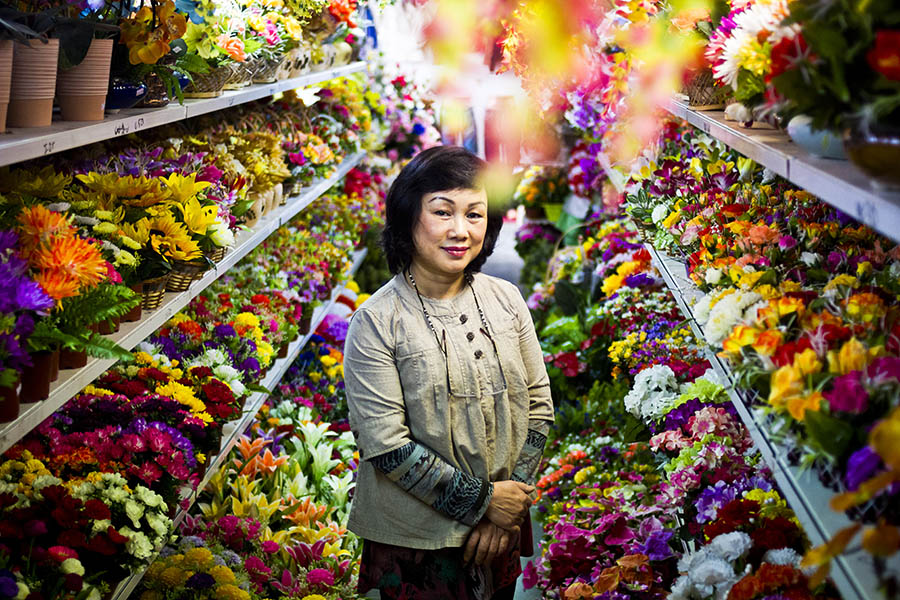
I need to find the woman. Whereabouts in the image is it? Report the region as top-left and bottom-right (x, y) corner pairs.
(344, 146), (554, 600)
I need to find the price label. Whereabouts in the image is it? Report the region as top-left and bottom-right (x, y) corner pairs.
(42, 141), (56, 155)
(132, 117), (146, 132)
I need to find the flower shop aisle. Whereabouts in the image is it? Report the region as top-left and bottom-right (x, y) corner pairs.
(481, 215), (524, 288)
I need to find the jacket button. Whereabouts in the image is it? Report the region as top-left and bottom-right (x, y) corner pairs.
(459, 314), (468, 323)
(474, 350), (483, 358)
(466, 332), (475, 341)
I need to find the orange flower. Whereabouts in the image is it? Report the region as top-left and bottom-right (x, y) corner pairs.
(216, 34), (247, 62)
(17, 205), (72, 254)
(751, 329), (783, 356)
(748, 224), (779, 245)
(722, 325), (759, 355)
(33, 270), (80, 301)
(787, 391), (822, 421)
(33, 236), (107, 288)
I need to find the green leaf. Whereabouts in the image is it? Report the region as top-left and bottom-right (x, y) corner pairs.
(804, 410), (855, 460)
(554, 279), (585, 317)
(247, 383), (271, 395)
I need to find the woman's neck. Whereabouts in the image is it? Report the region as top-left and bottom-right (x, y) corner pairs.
(408, 262), (467, 300)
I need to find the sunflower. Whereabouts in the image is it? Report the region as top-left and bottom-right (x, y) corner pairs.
(17, 205), (74, 254)
(161, 173), (213, 205)
(148, 214), (202, 261)
(120, 219), (151, 246)
(0, 166), (72, 199)
(33, 270), (81, 302)
(33, 235), (108, 289)
(76, 173), (171, 207)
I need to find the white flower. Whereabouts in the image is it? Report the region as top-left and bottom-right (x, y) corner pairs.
(136, 486), (164, 508)
(708, 532), (752, 562)
(693, 295), (713, 324)
(762, 548), (802, 566)
(85, 588), (101, 600)
(800, 252), (820, 266)
(61, 558), (85, 576)
(121, 528), (154, 560)
(624, 365), (680, 421)
(690, 558), (735, 586)
(209, 221), (235, 248)
(668, 575), (691, 600)
(651, 204), (669, 225)
(705, 268), (722, 285)
(146, 512), (171, 537)
(125, 499), (145, 527)
(724, 102), (752, 122)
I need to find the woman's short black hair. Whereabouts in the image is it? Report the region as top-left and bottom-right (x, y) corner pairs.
(381, 145), (504, 275)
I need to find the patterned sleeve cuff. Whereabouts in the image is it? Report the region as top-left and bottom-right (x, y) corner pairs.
(511, 425), (549, 485)
(370, 441), (493, 527)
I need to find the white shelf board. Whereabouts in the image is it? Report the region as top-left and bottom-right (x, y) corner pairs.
(0, 152), (366, 455)
(108, 246), (368, 600)
(646, 243), (900, 600)
(0, 62), (366, 167)
(663, 99), (900, 245)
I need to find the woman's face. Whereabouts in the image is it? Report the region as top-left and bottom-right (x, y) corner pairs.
(411, 188), (488, 280)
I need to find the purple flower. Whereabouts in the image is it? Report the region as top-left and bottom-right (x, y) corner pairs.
(0, 569), (17, 598)
(185, 573), (216, 589)
(866, 357), (900, 386)
(845, 446), (882, 491)
(825, 371), (868, 414)
(214, 324), (237, 338)
(307, 568), (335, 587)
(640, 528), (674, 561)
(15, 279), (54, 313)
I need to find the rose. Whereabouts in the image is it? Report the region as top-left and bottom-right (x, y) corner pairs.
(867, 30), (900, 82)
(825, 371), (868, 414)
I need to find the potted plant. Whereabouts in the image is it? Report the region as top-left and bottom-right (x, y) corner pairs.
(4, 5), (57, 128)
(772, 0), (900, 186)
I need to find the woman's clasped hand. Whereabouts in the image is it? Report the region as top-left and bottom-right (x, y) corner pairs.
(464, 481), (535, 565)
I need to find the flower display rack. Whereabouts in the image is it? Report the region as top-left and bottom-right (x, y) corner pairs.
(663, 99), (900, 245)
(108, 246), (368, 600)
(644, 242), (900, 600)
(0, 151), (367, 455)
(0, 61), (366, 168)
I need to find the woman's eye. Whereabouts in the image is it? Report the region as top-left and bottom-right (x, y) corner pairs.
(435, 210), (450, 216)
(468, 213), (483, 219)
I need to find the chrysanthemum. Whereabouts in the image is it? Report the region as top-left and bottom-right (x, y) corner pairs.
(33, 235), (107, 289)
(33, 269), (80, 301)
(17, 205), (73, 254)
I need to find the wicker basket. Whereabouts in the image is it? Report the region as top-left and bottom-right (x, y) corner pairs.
(252, 56), (283, 84)
(291, 46), (311, 78)
(681, 69), (728, 110)
(223, 61), (253, 90)
(141, 275), (169, 310)
(275, 53), (294, 81)
(168, 260), (209, 292)
(183, 65), (231, 98)
(207, 246), (227, 263)
(309, 45), (336, 73)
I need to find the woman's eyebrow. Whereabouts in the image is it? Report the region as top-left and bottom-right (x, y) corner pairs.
(427, 195), (455, 204)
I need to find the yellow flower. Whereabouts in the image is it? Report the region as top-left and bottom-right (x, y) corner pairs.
(176, 197), (218, 237)
(235, 312), (261, 329)
(787, 391), (822, 421)
(793, 348), (822, 376)
(209, 565), (236, 585)
(828, 338), (868, 375)
(162, 173), (213, 205)
(768, 365), (803, 410)
(216, 584), (250, 600)
(662, 210), (681, 230)
(320, 355), (337, 368)
(148, 213), (202, 261)
(871, 407), (900, 471)
(722, 325), (759, 355)
(183, 547), (215, 571)
(302, 596), (327, 600)
(83, 385), (114, 396)
(751, 329), (783, 357)
(159, 566), (188, 587)
(824, 274), (859, 292)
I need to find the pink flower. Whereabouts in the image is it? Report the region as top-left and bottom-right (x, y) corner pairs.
(48, 546), (78, 562)
(244, 555), (271, 575)
(307, 568), (335, 587)
(261, 540), (280, 554)
(121, 433), (146, 453)
(650, 430), (689, 451)
(825, 371), (868, 414)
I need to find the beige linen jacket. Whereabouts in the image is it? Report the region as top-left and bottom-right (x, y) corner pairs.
(344, 272), (554, 549)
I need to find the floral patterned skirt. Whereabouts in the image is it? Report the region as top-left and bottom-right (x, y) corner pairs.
(357, 520), (531, 600)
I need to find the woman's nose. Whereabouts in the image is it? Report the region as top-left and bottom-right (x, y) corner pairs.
(449, 214), (468, 238)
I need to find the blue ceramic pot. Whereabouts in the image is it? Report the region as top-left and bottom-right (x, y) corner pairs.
(786, 115), (846, 160)
(106, 79), (148, 112)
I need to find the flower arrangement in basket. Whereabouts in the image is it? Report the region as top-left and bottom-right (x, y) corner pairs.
(668, 1), (731, 110)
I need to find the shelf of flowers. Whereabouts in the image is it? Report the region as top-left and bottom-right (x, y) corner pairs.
(0, 151), (367, 456)
(645, 242), (895, 600)
(107, 246), (367, 600)
(0, 62), (367, 169)
(619, 119), (900, 599)
(663, 99), (900, 246)
(0, 150), (388, 598)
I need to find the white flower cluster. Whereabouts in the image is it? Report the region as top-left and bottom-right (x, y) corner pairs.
(669, 532), (752, 600)
(624, 365), (682, 422)
(694, 289), (762, 345)
(186, 347), (247, 397)
(70, 473), (171, 563)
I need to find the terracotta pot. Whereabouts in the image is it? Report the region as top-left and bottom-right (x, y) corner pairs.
(59, 347), (88, 370)
(0, 40), (13, 132)
(8, 38), (59, 128)
(0, 379), (19, 423)
(56, 38), (113, 121)
(20, 350), (57, 403)
(49, 346), (59, 382)
(98, 316), (120, 335)
(123, 283), (143, 322)
(299, 314), (312, 335)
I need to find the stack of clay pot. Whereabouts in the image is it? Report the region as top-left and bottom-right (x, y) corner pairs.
(56, 38), (113, 121)
(8, 38), (59, 128)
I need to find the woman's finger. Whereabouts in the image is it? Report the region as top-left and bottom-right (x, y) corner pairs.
(475, 528), (495, 565)
(463, 529), (481, 563)
(486, 527), (502, 564)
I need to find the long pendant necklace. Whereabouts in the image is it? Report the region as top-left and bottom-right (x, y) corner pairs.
(406, 270), (491, 356)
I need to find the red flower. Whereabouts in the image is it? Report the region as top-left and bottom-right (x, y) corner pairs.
(48, 545), (79, 562)
(83, 499), (111, 521)
(251, 294), (271, 306)
(107, 526), (129, 544)
(65, 573), (84, 592)
(772, 338), (812, 368)
(57, 529), (87, 549)
(868, 30), (900, 81)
